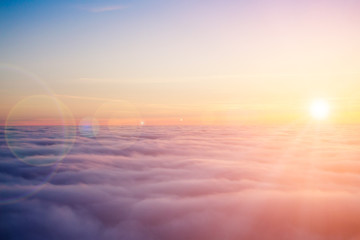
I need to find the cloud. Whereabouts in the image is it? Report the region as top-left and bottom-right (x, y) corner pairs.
(1, 125), (360, 239)
(80, 5), (127, 13)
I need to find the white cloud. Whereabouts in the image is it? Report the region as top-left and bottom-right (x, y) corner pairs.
(2, 125), (360, 239)
(80, 5), (127, 13)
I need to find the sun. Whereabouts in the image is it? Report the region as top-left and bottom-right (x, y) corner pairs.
(310, 99), (330, 120)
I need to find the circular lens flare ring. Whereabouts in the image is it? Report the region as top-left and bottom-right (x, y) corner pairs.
(5, 95), (76, 166)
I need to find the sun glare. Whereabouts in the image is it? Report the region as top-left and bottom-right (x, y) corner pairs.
(310, 99), (330, 120)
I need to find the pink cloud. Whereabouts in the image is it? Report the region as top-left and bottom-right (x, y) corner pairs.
(2, 125), (360, 239)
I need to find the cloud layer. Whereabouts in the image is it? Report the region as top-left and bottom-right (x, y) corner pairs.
(1, 125), (360, 240)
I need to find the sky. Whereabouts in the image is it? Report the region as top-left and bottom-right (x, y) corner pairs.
(1, 0), (360, 125)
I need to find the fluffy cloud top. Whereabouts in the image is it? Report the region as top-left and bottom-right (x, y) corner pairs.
(1, 125), (360, 240)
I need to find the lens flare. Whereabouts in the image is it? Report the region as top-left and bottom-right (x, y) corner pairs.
(2, 96), (76, 205)
(5, 95), (76, 166)
(78, 117), (99, 138)
(0, 66), (78, 205)
(94, 100), (143, 150)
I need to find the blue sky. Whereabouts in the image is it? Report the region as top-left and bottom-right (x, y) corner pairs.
(1, 0), (360, 124)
